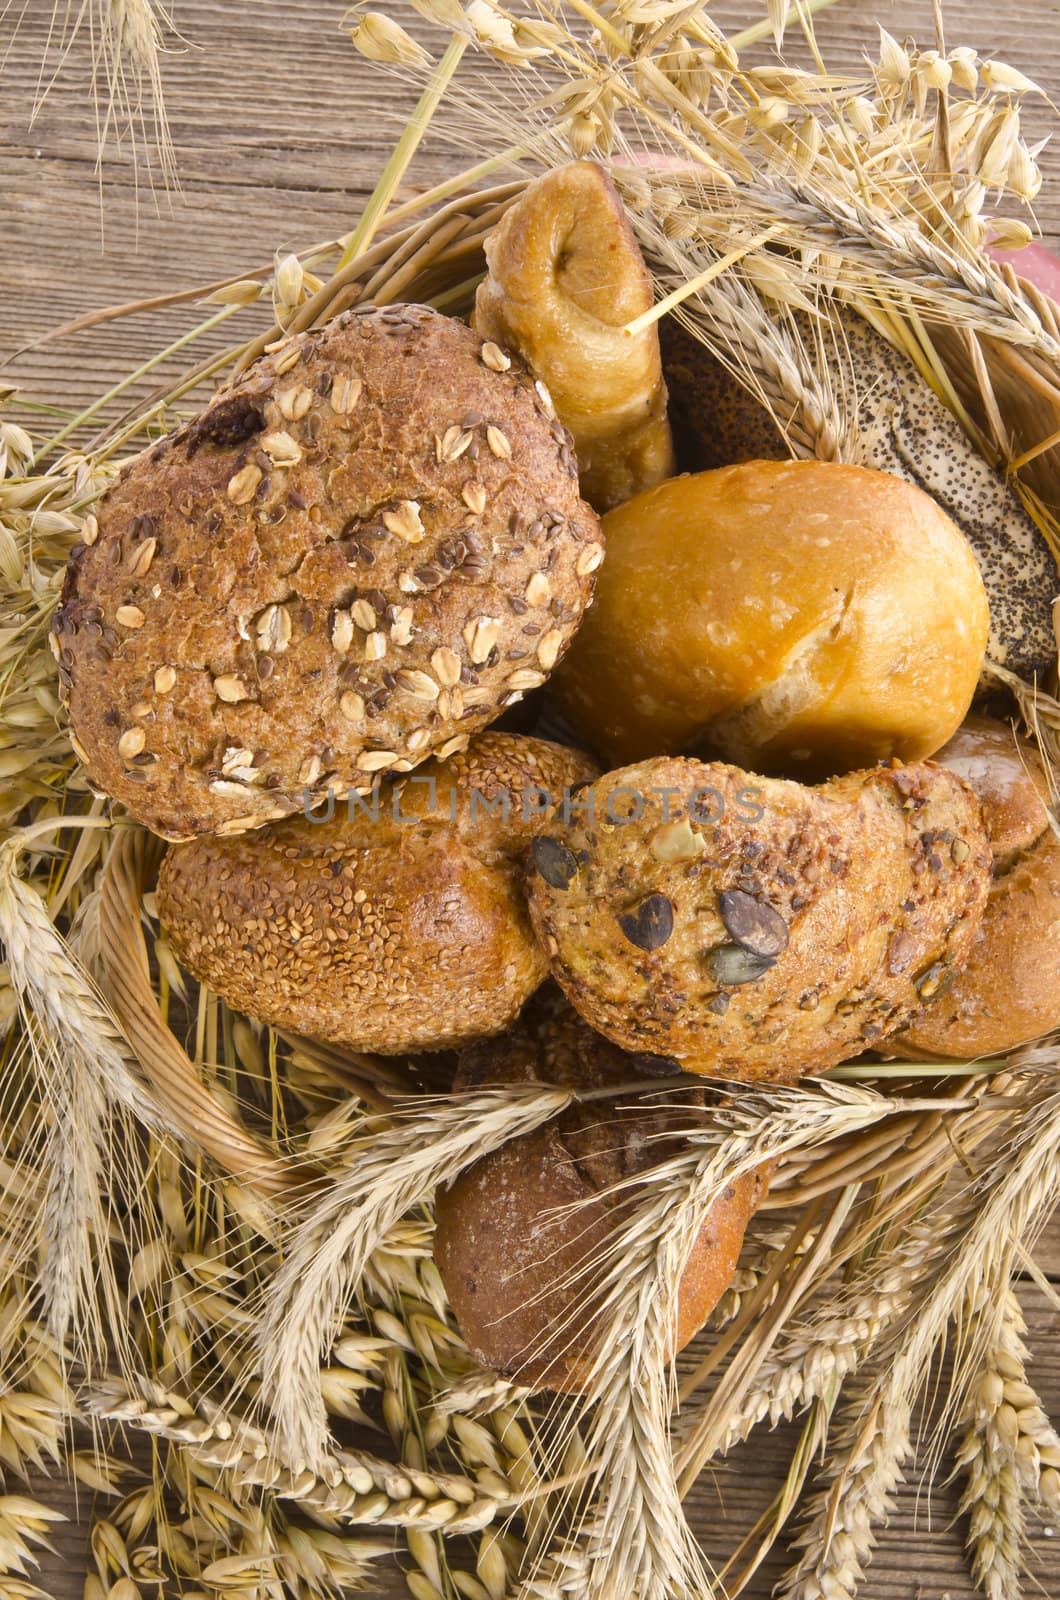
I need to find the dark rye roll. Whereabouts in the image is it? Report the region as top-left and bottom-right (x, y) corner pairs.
(434, 991), (768, 1392)
(157, 733), (598, 1056)
(55, 305), (603, 840)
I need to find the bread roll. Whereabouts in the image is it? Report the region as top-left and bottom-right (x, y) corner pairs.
(891, 717), (1060, 1058)
(661, 312), (1059, 684)
(434, 991), (767, 1390)
(524, 755), (992, 1080)
(551, 460), (990, 780)
(473, 161), (675, 511)
(157, 733), (597, 1055)
(55, 305), (602, 840)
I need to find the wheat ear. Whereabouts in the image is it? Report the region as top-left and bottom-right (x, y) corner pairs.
(257, 1085), (572, 1471)
(553, 1083), (959, 1600)
(84, 1376), (503, 1534)
(954, 1278), (1060, 1599)
(780, 1375), (914, 1599)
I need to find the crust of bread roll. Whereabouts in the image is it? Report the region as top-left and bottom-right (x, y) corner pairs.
(56, 305), (601, 840)
(660, 311), (1059, 684)
(433, 992), (767, 1390)
(891, 717), (1060, 1058)
(157, 733), (597, 1054)
(524, 755), (992, 1079)
(473, 161), (675, 511)
(551, 460), (990, 780)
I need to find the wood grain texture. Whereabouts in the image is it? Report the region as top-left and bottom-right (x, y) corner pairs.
(1, 2), (1059, 1597)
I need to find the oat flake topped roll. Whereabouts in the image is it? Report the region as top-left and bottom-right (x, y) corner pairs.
(54, 304), (603, 840)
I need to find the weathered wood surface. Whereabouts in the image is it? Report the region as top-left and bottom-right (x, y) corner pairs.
(2, 1), (1059, 1596)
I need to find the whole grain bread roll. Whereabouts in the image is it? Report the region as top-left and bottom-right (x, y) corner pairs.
(891, 717), (1060, 1058)
(434, 991), (767, 1391)
(55, 305), (602, 840)
(551, 460), (989, 780)
(473, 162), (675, 511)
(157, 733), (598, 1055)
(524, 755), (992, 1080)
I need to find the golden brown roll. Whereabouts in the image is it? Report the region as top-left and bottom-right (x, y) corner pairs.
(660, 312), (1059, 684)
(891, 717), (1060, 1059)
(434, 992), (767, 1391)
(551, 460), (990, 780)
(473, 161), (675, 511)
(55, 305), (602, 840)
(524, 756), (992, 1080)
(157, 733), (598, 1054)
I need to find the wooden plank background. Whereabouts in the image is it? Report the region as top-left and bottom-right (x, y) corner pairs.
(1, 1), (1058, 1596)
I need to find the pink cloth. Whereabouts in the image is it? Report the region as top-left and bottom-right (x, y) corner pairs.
(987, 240), (1060, 308)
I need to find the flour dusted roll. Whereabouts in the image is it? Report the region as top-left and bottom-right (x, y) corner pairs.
(434, 991), (768, 1391)
(551, 460), (989, 780)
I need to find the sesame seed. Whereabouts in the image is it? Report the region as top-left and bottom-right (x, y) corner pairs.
(537, 628), (564, 671)
(331, 610), (354, 654)
(261, 430), (302, 466)
(525, 572), (551, 607)
(116, 605), (146, 629)
(82, 514), (99, 546)
(351, 598), (377, 631)
(364, 631), (387, 662)
(117, 727), (146, 759)
(330, 375), (363, 414)
(382, 500), (425, 544)
(128, 537), (157, 578)
(340, 691), (365, 722)
(486, 425), (512, 460)
(214, 674), (250, 703)
(576, 542), (605, 576)
(480, 341), (512, 372)
(277, 385), (313, 421)
(397, 669), (439, 701)
(360, 750), (398, 772)
(431, 647), (462, 687)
